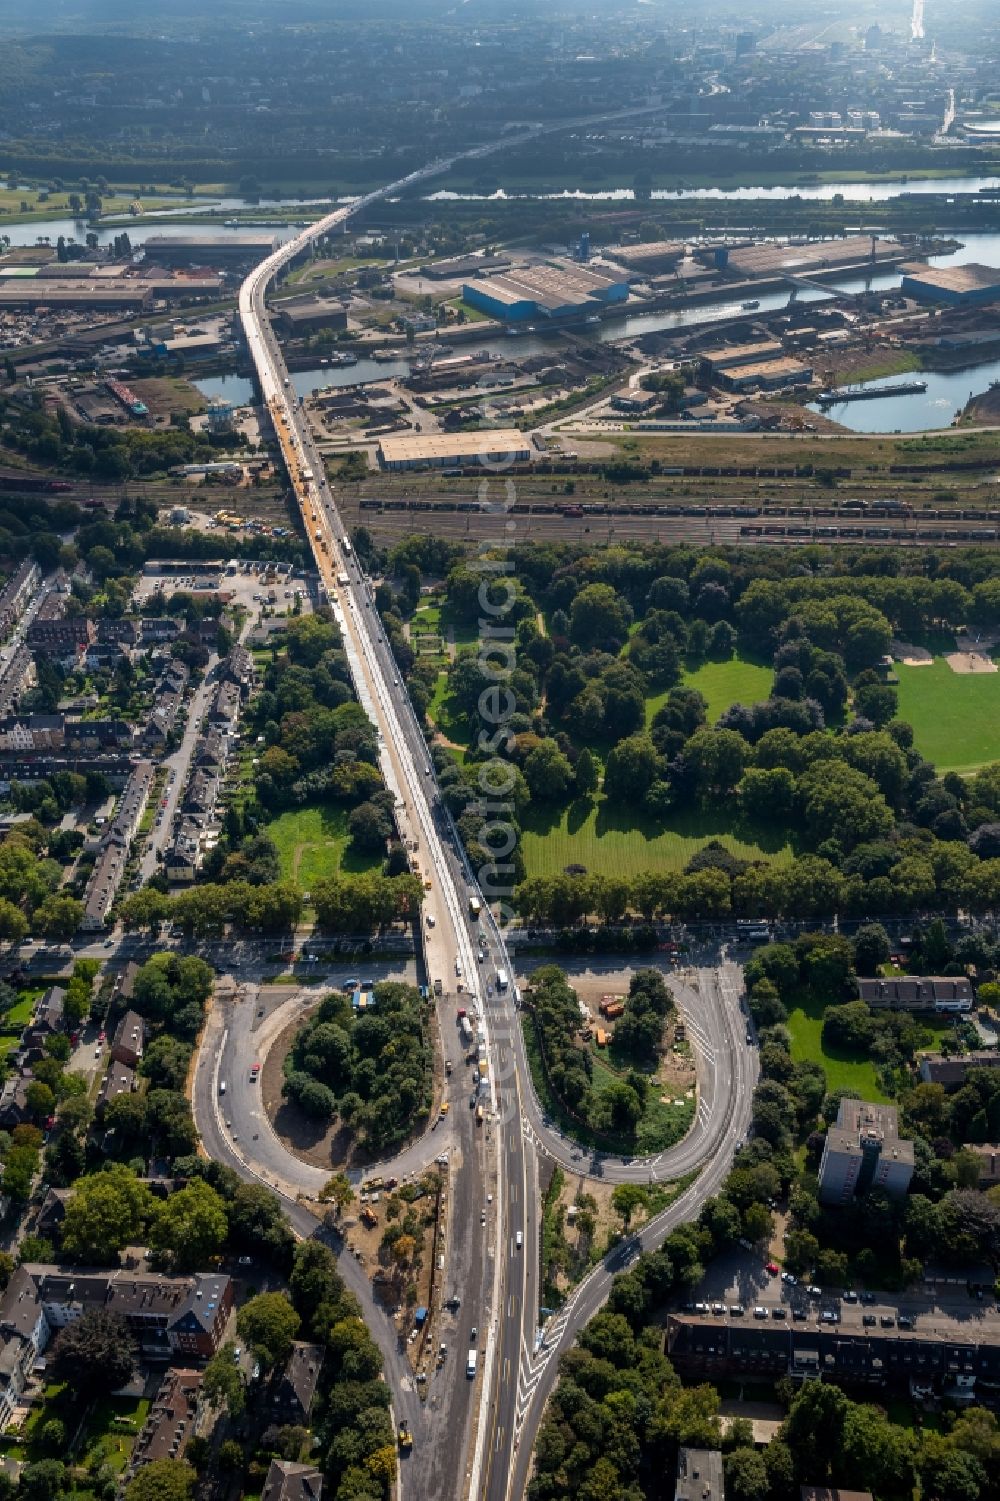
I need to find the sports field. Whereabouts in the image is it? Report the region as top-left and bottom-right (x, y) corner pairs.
(646, 654), (774, 726)
(266, 804), (381, 888)
(895, 657), (1000, 773)
(521, 798), (793, 879)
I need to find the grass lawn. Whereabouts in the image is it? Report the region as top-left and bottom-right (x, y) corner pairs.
(522, 795), (793, 879)
(428, 671), (471, 750)
(895, 657), (1000, 773)
(266, 804), (382, 887)
(78, 1395), (151, 1475)
(785, 989), (890, 1100)
(5, 991), (39, 1027)
(646, 653), (774, 727)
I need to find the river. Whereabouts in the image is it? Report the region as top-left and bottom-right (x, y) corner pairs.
(426, 175), (1000, 203)
(4, 172), (1000, 250)
(182, 225), (1000, 435)
(806, 359), (1000, 434)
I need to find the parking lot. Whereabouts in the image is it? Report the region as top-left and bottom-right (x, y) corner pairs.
(688, 1247), (1000, 1336)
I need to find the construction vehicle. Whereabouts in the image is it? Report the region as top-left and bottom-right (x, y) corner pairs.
(397, 1422), (413, 1451)
(360, 1206), (378, 1229)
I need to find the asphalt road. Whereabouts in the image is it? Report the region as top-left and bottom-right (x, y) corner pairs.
(224, 112), (769, 1501)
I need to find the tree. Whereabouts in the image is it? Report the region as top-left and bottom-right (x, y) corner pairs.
(725, 1448), (770, 1501)
(124, 1460), (195, 1501)
(151, 1179), (228, 1271)
(32, 893), (84, 941)
(50, 1309), (136, 1392)
(321, 1172), (356, 1215)
(203, 1342), (245, 1417)
(348, 800), (393, 852)
(610, 1183), (648, 1231)
(19, 1461), (65, 1501)
(523, 740), (574, 803)
(236, 1292), (300, 1369)
(569, 583), (631, 650)
(574, 747), (599, 797)
(61, 1167), (153, 1263)
(0, 898), (27, 943)
(853, 922), (891, 975)
(603, 734), (661, 803)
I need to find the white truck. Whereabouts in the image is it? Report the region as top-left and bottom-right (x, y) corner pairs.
(466, 1349), (478, 1379)
(496, 968), (509, 992)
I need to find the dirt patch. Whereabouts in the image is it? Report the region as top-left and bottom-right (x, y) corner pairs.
(890, 638), (934, 666)
(260, 991), (442, 1174)
(260, 1001), (347, 1169)
(945, 650), (997, 675)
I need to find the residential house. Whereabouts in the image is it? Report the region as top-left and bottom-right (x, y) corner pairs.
(818, 1100), (914, 1206)
(665, 1308), (1000, 1402)
(65, 718), (134, 753)
(858, 977), (973, 1014)
(224, 643), (255, 698)
(96, 618), (142, 648)
(208, 679), (241, 730)
(159, 659), (190, 695)
(195, 729), (228, 770)
(675, 1448), (724, 1501)
(165, 822), (201, 883)
(116, 960), (140, 1003)
(12, 1264), (234, 1359)
(0, 1075), (33, 1130)
(80, 761), (155, 930)
(35, 1187), (73, 1239)
(26, 596), (95, 665)
(0, 560), (41, 637)
(270, 1343), (324, 1427)
(919, 1052), (1000, 1087)
(140, 618), (182, 646)
(97, 1060), (136, 1115)
(145, 691), (183, 745)
(184, 768), (220, 819)
(111, 1010), (146, 1068)
(262, 1460), (324, 1501)
(0, 647), (35, 716)
(127, 1368), (203, 1474)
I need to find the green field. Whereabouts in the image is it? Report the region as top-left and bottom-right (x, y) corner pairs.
(785, 991), (889, 1100)
(895, 657), (1000, 774)
(646, 654), (774, 727)
(266, 804), (382, 888)
(521, 797), (793, 879)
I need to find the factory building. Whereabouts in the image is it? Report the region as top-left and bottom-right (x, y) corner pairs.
(275, 299), (348, 336)
(462, 260), (628, 323)
(378, 429), (531, 471)
(701, 236), (901, 279)
(702, 340), (784, 373)
(611, 240), (687, 275)
(900, 263), (1000, 307)
(818, 1099), (914, 1206)
(718, 357), (813, 391)
(141, 235), (278, 267)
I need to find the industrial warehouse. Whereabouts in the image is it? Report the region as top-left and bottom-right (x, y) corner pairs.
(377, 429), (532, 470)
(462, 259), (629, 322)
(900, 262), (1000, 305)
